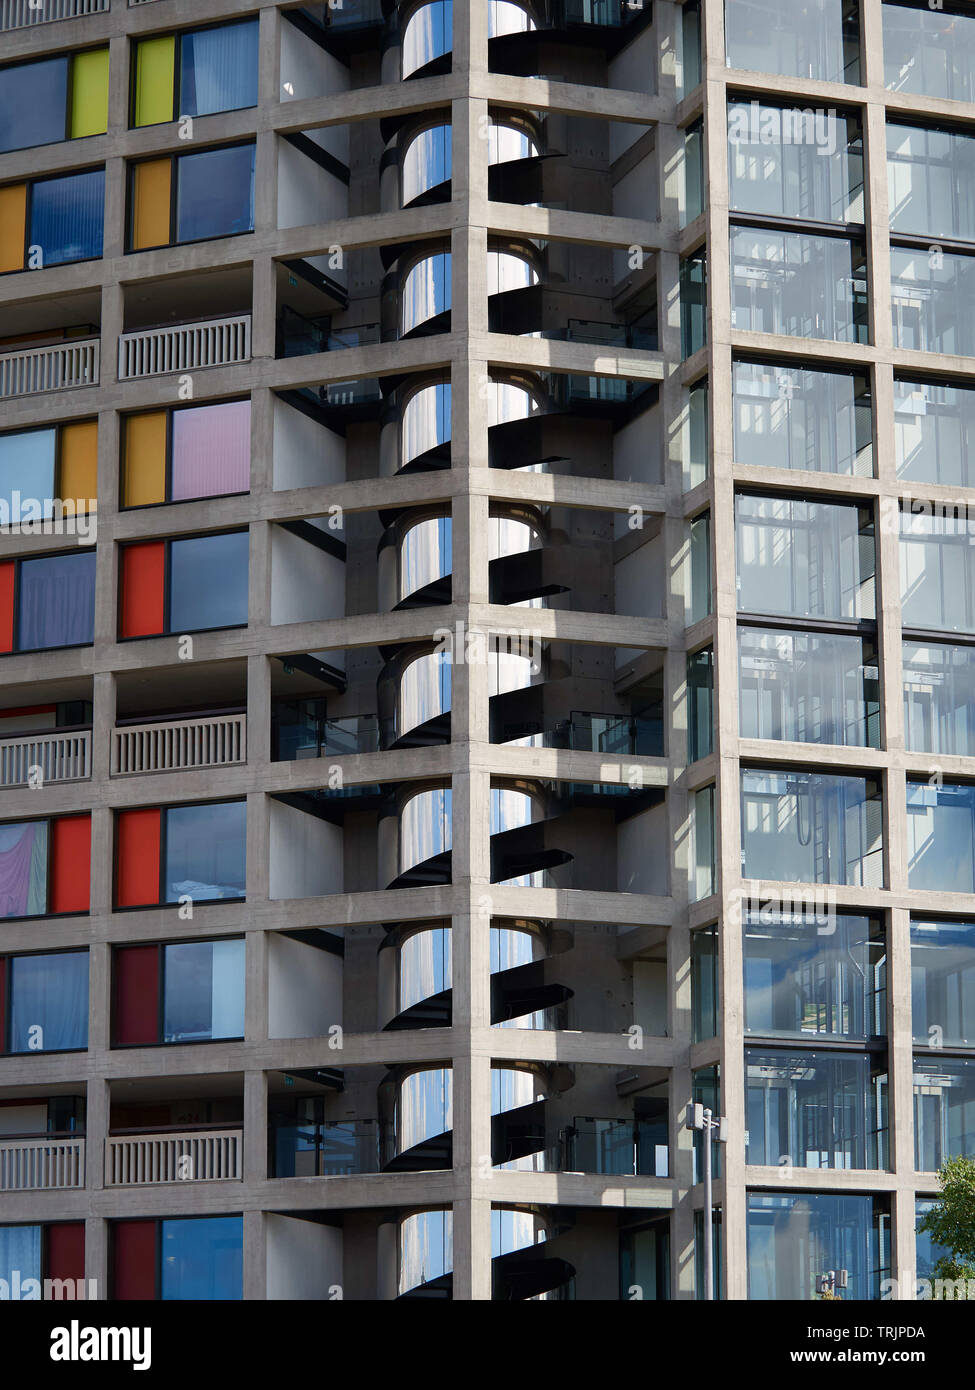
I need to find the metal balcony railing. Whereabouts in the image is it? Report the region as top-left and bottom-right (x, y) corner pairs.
(105, 1129), (243, 1185)
(111, 713), (246, 776)
(0, 1137), (85, 1191)
(117, 314), (251, 380)
(0, 730), (92, 787)
(0, 339), (99, 399)
(0, 0), (107, 29)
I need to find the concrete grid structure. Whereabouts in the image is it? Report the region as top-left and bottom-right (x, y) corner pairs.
(0, 0), (973, 1301)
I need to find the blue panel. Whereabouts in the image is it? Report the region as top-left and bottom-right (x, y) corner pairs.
(29, 168), (104, 267)
(175, 144), (254, 243)
(160, 1217), (243, 1300)
(179, 20), (259, 117)
(0, 430), (56, 519)
(163, 801), (247, 905)
(0, 1225), (41, 1286)
(0, 58), (67, 153)
(162, 937), (245, 1040)
(168, 531), (248, 631)
(9, 951), (89, 1052)
(18, 551), (96, 650)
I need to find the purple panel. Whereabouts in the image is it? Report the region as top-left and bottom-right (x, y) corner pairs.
(170, 401), (250, 501)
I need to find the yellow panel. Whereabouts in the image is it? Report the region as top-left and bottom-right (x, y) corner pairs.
(133, 35), (176, 128)
(59, 421), (98, 513)
(69, 48), (110, 139)
(124, 412), (167, 507)
(130, 158), (171, 251)
(0, 184), (27, 274)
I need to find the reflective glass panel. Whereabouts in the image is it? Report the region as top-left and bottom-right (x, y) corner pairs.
(0, 429), (56, 519)
(397, 1068), (451, 1152)
(730, 226), (868, 343)
(400, 516), (451, 600)
(732, 360), (872, 476)
(911, 919), (975, 1048)
(399, 1209), (451, 1293)
(163, 801), (246, 903)
(0, 821), (48, 919)
(728, 102), (863, 223)
(0, 57), (67, 153)
(900, 509), (975, 633)
(745, 1047), (887, 1169)
(914, 1056), (975, 1172)
(738, 627), (880, 747)
(179, 20), (259, 117)
(903, 641), (975, 757)
(895, 378), (975, 487)
(887, 123), (975, 243)
(9, 950), (88, 1052)
(747, 1192), (888, 1301)
(891, 245), (975, 356)
(162, 938), (245, 1041)
(736, 494), (876, 621)
(725, 0), (860, 83)
(401, 252), (451, 334)
(402, 1), (452, 76)
(884, 3), (975, 103)
(175, 144), (255, 243)
(30, 169), (104, 266)
(402, 125), (451, 205)
(740, 769), (884, 887)
(906, 781), (975, 894)
(160, 1216), (242, 1300)
(400, 787), (451, 872)
(18, 551), (96, 650)
(169, 531), (249, 632)
(402, 382), (450, 465)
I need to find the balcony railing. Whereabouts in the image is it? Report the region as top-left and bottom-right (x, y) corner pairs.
(0, 339), (99, 400)
(272, 1120), (381, 1177)
(117, 315), (251, 380)
(0, 1137), (85, 1191)
(111, 713), (246, 776)
(105, 1129), (243, 1185)
(0, 730), (92, 788)
(0, 0), (107, 29)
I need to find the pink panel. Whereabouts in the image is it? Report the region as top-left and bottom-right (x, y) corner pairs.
(170, 400), (251, 501)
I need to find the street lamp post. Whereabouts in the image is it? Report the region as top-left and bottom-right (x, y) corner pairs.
(686, 1101), (728, 1300)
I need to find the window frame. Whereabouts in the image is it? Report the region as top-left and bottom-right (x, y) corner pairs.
(0, 420), (97, 518)
(112, 798), (248, 913)
(120, 400), (250, 511)
(0, 48), (108, 155)
(0, 948), (90, 1055)
(111, 934), (246, 1046)
(1, 547), (97, 656)
(1, 165), (106, 276)
(126, 141), (256, 253)
(129, 18), (260, 130)
(117, 528), (249, 641)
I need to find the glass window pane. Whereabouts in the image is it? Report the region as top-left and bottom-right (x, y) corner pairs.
(163, 938), (245, 1040)
(0, 821), (48, 919)
(888, 123), (975, 243)
(179, 20), (259, 117)
(738, 627), (879, 747)
(680, 252), (706, 357)
(740, 769), (884, 887)
(728, 103), (863, 223)
(163, 801), (246, 903)
(747, 1193), (887, 1301)
(904, 641), (975, 758)
(401, 252), (451, 335)
(895, 378), (975, 488)
(171, 401), (250, 500)
(9, 950), (88, 1051)
(0, 1225), (41, 1284)
(160, 1216), (242, 1300)
(399, 1209), (452, 1293)
(402, 1), (452, 76)
(891, 245), (975, 356)
(884, 3), (975, 103)
(175, 144), (254, 243)
(745, 1047), (886, 1169)
(0, 429), (56, 519)
(18, 551), (96, 651)
(400, 788), (452, 873)
(913, 1057), (975, 1172)
(688, 647), (713, 761)
(906, 781), (975, 894)
(402, 382), (450, 465)
(169, 531), (249, 632)
(402, 125), (451, 205)
(900, 510), (975, 633)
(911, 919), (975, 1048)
(736, 494), (876, 621)
(730, 226), (868, 343)
(725, 0), (860, 83)
(29, 169), (105, 267)
(733, 360), (873, 476)
(0, 57), (67, 153)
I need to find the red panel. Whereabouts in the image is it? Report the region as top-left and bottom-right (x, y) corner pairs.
(116, 807), (161, 908)
(0, 561), (14, 653)
(113, 944), (159, 1046)
(47, 1223), (85, 1285)
(120, 542), (165, 638)
(50, 814), (91, 915)
(0, 961), (5, 1055)
(112, 1221), (157, 1300)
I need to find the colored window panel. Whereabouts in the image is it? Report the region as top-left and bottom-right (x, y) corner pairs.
(130, 159), (172, 251)
(163, 939), (245, 1041)
(0, 822), (48, 919)
(180, 20), (259, 117)
(123, 413), (167, 507)
(0, 184), (27, 273)
(58, 422), (98, 512)
(0, 1226), (41, 1283)
(133, 35), (176, 127)
(169, 532), (248, 632)
(161, 1217), (242, 1300)
(175, 144), (254, 243)
(0, 58), (67, 153)
(113, 944), (159, 1044)
(115, 808), (161, 909)
(47, 1224), (85, 1284)
(50, 815), (91, 916)
(113, 1221), (157, 1299)
(9, 951), (89, 1052)
(69, 49), (109, 140)
(30, 169), (104, 267)
(0, 562), (13, 653)
(19, 552), (96, 651)
(164, 802), (246, 903)
(171, 401), (250, 500)
(0, 429), (55, 518)
(120, 542), (166, 638)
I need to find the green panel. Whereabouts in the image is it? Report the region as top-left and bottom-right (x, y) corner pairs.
(133, 35), (176, 128)
(69, 48), (110, 139)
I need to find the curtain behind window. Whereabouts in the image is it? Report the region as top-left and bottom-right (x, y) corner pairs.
(0, 1225), (41, 1286)
(0, 822), (48, 918)
(171, 401), (250, 500)
(29, 170), (104, 267)
(18, 552), (95, 650)
(9, 951), (89, 1051)
(179, 22), (259, 117)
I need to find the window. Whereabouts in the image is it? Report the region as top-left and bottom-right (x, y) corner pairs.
(122, 401), (250, 507)
(906, 781), (975, 894)
(402, 381), (451, 467)
(680, 250), (707, 357)
(738, 627), (880, 747)
(0, 1224), (84, 1296)
(895, 377), (975, 488)
(402, 1), (452, 77)
(691, 785), (715, 901)
(730, 225), (868, 343)
(0, 168), (105, 274)
(904, 641), (975, 757)
(128, 143), (255, 251)
(736, 494), (876, 622)
(900, 508), (975, 634)
(132, 20), (259, 127)
(725, 0), (861, 84)
(883, 2), (975, 103)
(888, 123), (975, 245)
(619, 1220), (670, 1301)
(678, 0), (701, 95)
(891, 244), (975, 356)
(745, 1048), (887, 1169)
(687, 647), (713, 761)
(747, 1193), (889, 1301)
(911, 919), (975, 1048)
(732, 360), (873, 477)
(0, 814), (90, 920)
(691, 926), (718, 1042)
(688, 512), (711, 623)
(740, 769), (884, 887)
(0, 421), (97, 517)
(683, 378), (709, 490)
(113, 1217), (242, 1300)
(727, 103), (864, 223)
(112, 938), (244, 1046)
(115, 801), (246, 910)
(0, 49), (108, 153)
(119, 530), (249, 638)
(682, 120), (704, 226)
(0, 951), (89, 1053)
(402, 125), (451, 205)
(399, 788), (452, 877)
(0, 551), (96, 654)
(401, 252), (451, 335)
(914, 1057), (975, 1172)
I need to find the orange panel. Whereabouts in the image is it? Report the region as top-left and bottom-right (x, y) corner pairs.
(0, 184), (26, 274)
(50, 814), (92, 915)
(123, 412), (167, 507)
(116, 807), (161, 908)
(130, 159), (171, 251)
(0, 561), (14, 652)
(120, 541), (166, 638)
(59, 420), (98, 513)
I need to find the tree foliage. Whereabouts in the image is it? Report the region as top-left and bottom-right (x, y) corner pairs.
(917, 1156), (975, 1296)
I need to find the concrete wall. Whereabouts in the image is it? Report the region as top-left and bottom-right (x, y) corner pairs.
(268, 933), (343, 1037)
(266, 1214), (343, 1299)
(269, 799), (343, 899)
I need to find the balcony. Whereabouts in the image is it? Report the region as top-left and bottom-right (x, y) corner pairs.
(0, 0), (107, 29)
(0, 339), (99, 400)
(117, 315), (251, 381)
(0, 730), (92, 788)
(0, 1136), (85, 1191)
(105, 1128), (243, 1185)
(111, 713), (246, 776)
